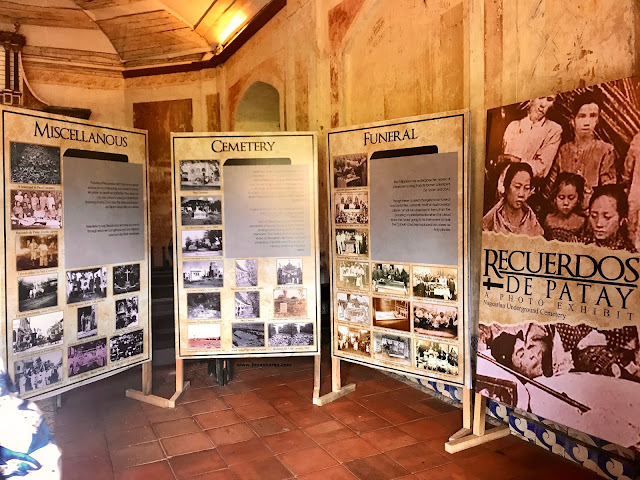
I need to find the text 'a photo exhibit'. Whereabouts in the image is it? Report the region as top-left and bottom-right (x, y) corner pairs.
(1, 107), (151, 399)
(328, 112), (470, 387)
(172, 133), (320, 358)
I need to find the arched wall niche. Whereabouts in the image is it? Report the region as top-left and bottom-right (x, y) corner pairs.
(232, 80), (283, 132)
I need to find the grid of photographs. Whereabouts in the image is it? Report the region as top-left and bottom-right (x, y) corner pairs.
(330, 144), (462, 381)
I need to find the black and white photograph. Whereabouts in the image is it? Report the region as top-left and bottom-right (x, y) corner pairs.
(14, 350), (63, 395)
(276, 258), (302, 285)
(337, 292), (370, 324)
(18, 273), (58, 312)
(335, 228), (368, 256)
(16, 234), (58, 271)
(416, 340), (459, 375)
(335, 191), (368, 224)
(273, 288), (307, 318)
(413, 302), (458, 338)
(10, 142), (61, 185)
(68, 338), (107, 377)
(181, 196), (222, 225)
(180, 160), (220, 190)
(113, 264), (141, 294)
(66, 267), (107, 304)
(372, 263), (409, 295)
(337, 325), (370, 357)
(187, 292), (221, 319)
(268, 323), (314, 347)
(236, 259), (258, 286)
(182, 229), (223, 256)
(12, 311), (63, 354)
(372, 297), (410, 332)
(232, 322), (265, 348)
(11, 189), (62, 230)
(336, 260), (369, 291)
(188, 323), (221, 349)
(77, 305), (98, 339)
(115, 296), (139, 329)
(334, 153), (367, 188)
(183, 260), (223, 288)
(412, 266), (457, 301)
(374, 333), (411, 366)
(110, 329), (144, 362)
(235, 291), (260, 318)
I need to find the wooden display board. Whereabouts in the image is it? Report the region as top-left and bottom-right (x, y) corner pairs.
(327, 111), (470, 387)
(171, 133), (320, 360)
(1, 107), (151, 400)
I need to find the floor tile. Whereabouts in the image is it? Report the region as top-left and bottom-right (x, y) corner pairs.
(304, 419), (356, 443)
(322, 436), (380, 462)
(232, 400), (279, 420)
(341, 412), (392, 433)
(177, 387), (219, 404)
(160, 431), (214, 456)
(321, 399), (369, 419)
(262, 429), (317, 454)
(62, 452), (114, 480)
(413, 463), (482, 480)
(297, 464), (359, 480)
(217, 437), (273, 465)
(59, 432), (109, 459)
(278, 446), (339, 475)
(397, 418), (451, 441)
(195, 410), (244, 429)
(106, 425), (157, 450)
(374, 405), (426, 425)
(169, 450), (227, 480)
(190, 469), (236, 480)
(115, 460), (175, 480)
(185, 398), (230, 415)
(344, 453), (410, 480)
(285, 406), (333, 428)
(110, 441), (165, 471)
(423, 435), (488, 460)
(248, 414), (297, 436)
(206, 422), (257, 446)
(221, 391), (263, 407)
(144, 405), (192, 424)
(385, 442), (450, 473)
(152, 417), (202, 438)
(230, 456), (294, 480)
(455, 451), (528, 480)
(361, 426), (419, 452)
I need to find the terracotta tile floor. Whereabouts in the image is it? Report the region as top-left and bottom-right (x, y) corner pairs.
(55, 357), (604, 480)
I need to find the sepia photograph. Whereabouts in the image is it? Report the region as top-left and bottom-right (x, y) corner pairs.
(416, 340), (459, 376)
(235, 291), (260, 318)
(181, 196), (222, 225)
(236, 259), (258, 286)
(336, 260), (369, 291)
(180, 160), (220, 190)
(337, 325), (371, 357)
(11, 189), (62, 230)
(372, 297), (410, 332)
(113, 264), (141, 294)
(188, 323), (221, 349)
(412, 266), (457, 301)
(413, 302), (458, 338)
(268, 322), (314, 347)
(232, 322), (265, 348)
(337, 292), (370, 325)
(14, 350), (63, 395)
(183, 260), (223, 288)
(16, 234), (58, 271)
(11, 142), (61, 185)
(335, 191), (369, 224)
(18, 273), (58, 312)
(110, 329), (144, 362)
(374, 333), (411, 366)
(68, 338), (107, 377)
(77, 305), (97, 339)
(273, 288), (307, 318)
(187, 292), (221, 319)
(335, 228), (368, 256)
(13, 311), (63, 354)
(334, 153), (367, 188)
(182, 229), (223, 256)
(115, 296), (139, 329)
(276, 258), (302, 285)
(66, 267), (107, 304)
(372, 264), (409, 295)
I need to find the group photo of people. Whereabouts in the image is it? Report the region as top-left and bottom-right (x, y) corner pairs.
(335, 228), (368, 256)
(16, 234), (58, 271)
(484, 78), (640, 253)
(372, 263), (409, 295)
(66, 267), (107, 304)
(337, 325), (370, 357)
(115, 296), (139, 329)
(412, 266), (457, 301)
(416, 340), (459, 375)
(413, 302), (458, 338)
(11, 189), (62, 230)
(333, 153), (368, 188)
(77, 305), (97, 339)
(14, 350), (63, 394)
(68, 338), (107, 376)
(336, 260), (369, 291)
(335, 192), (369, 224)
(109, 329), (144, 362)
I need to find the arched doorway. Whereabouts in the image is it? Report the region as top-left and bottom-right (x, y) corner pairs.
(234, 81), (281, 131)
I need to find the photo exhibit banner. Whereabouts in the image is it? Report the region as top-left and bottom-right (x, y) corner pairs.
(328, 112), (470, 387)
(478, 75), (640, 449)
(171, 133), (320, 358)
(1, 107), (151, 400)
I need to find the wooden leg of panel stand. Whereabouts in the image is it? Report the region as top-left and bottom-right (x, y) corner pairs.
(313, 358), (356, 406)
(126, 359), (190, 409)
(445, 391), (511, 453)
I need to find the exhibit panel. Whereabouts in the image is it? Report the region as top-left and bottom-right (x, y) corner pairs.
(478, 75), (640, 450)
(328, 112), (470, 387)
(1, 107), (151, 400)
(171, 133), (320, 358)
